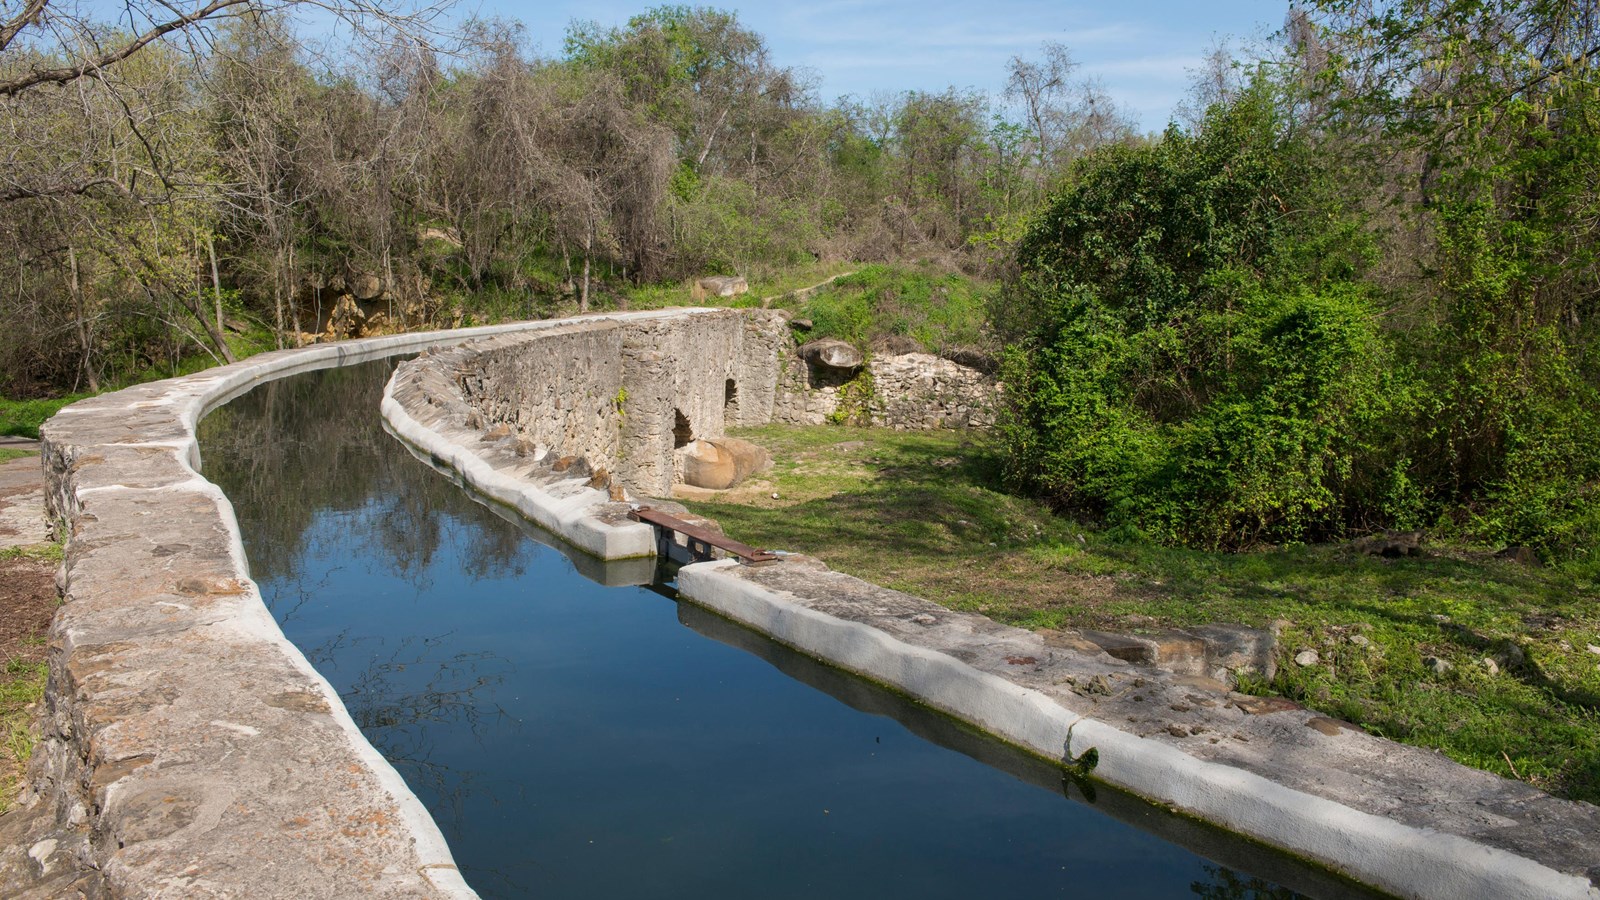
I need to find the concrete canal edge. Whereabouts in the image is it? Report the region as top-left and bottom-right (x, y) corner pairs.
(23, 313), (695, 898)
(674, 560), (1598, 900)
(386, 308), (1600, 900)
(17, 306), (1600, 898)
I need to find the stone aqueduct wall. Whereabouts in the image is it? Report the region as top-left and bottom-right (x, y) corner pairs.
(20, 307), (1600, 900)
(451, 310), (793, 495)
(431, 308), (996, 496)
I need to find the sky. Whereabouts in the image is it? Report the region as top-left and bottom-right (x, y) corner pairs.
(468, 0), (1291, 132)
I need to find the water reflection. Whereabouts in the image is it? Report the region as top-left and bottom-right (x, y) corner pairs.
(197, 359), (1384, 900)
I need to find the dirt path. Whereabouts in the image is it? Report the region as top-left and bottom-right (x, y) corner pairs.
(0, 452), (90, 896)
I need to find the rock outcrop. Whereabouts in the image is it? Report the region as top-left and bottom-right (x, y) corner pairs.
(676, 437), (771, 490)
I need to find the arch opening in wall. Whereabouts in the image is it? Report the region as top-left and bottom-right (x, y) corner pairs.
(724, 379), (739, 423)
(673, 409), (693, 449)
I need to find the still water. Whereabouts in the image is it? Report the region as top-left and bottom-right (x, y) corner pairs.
(196, 358), (1376, 899)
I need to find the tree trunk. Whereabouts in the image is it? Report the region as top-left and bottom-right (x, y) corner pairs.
(206, 233), (224, 336)
(580, 247), (591, 314)
(67, 246), (99, 392)
(287, 243), (302, 346)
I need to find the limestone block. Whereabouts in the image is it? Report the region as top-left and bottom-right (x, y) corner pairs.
(797, 339), (864, 371)
(676, 438), (770, 490)
(690, 275), (749, 300)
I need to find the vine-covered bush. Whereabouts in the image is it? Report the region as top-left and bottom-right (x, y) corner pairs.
(997, 86), (1405, 547)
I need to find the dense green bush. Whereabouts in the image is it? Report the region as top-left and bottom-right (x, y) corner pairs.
(998, 85), (1406, 547)
(1001, 45), (1600, 559)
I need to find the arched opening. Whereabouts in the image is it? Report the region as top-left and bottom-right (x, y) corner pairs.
(673, 409), (693, 449)
(723, 379), (739, 422)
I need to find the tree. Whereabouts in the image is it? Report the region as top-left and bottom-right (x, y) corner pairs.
(998, 84), (1392, 547)
(1005, 41), (1076, 172)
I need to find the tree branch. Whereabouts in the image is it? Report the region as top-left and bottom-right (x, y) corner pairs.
(0, 0), (254, 98)
(0, 0), (50, 54)
(0, 177), (126, 203)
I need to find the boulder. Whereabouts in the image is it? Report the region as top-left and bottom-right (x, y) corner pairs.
(350, 272), (383, 301)
(677, 437), (771, 490)
(797, 338), (864, 371)
(1349, 530), (1423, 558)
(690, 275), (749, 301)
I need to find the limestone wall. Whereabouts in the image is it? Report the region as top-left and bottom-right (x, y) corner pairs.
(436, 309), (792, 497)
(770, 348), (999, 429)
(428, 310), (998, 494)
(867, 353), (999, 430)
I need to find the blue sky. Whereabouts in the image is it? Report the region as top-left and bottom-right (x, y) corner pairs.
(469, 0), (1290, 131)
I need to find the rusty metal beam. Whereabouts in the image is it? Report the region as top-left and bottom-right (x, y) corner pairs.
(629, 506), (780, 566)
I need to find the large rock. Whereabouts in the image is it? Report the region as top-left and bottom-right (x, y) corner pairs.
(690, 275), (749, 301)
(677, 437), (770, 490)
(350, 272), (383, 301)
(797, 338), (864, 371)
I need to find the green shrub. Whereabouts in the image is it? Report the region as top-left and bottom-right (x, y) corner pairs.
(999, 83), (1407, 548)
(1, 395), (86, 439)
(797, 264), (987, 353)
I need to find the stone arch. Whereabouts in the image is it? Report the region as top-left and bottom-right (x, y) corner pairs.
(673, 408), (693, 449)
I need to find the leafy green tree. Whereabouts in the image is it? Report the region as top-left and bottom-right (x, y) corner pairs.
(1303, 0), (1600, 553)
(999, 82), (1395, 547)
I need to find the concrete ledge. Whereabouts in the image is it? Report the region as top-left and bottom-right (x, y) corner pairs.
(380, 323), (657, 561)
(31, 306), (1600, 899)
(675, 557), (1600, 900)
(27, 317), (685, 898)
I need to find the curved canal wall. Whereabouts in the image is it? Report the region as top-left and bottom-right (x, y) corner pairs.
(20, 305), (1599, 899)
(26, 312), (701, 898)
(387, 309), (1600, 900)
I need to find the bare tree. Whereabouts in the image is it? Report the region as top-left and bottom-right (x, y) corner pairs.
(1004, 41), (1076, 173)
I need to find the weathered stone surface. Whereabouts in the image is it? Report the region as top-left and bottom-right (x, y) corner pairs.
(866, 352), (999, 430)
(797, 338), (864, 371)
(676, 438), (770, 490)
(350, 272), (383, 301)
(1076, 624), (1275, 684)
(0, 455), (49, 549)
(689, 275), (749, 300)
(771, 349), (999, 430)
(1351, 529), (1424, 557)
(420, 309), (795, 497)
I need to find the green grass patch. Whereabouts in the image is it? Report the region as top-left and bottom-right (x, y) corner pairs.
(0, 448), (36, 462)
(0, 656), (47, 812)
(677, 424), (1600, 804)
(0, 395), (85, 439)
(793, 263), (989, 354)
(0, 543), (63, 564)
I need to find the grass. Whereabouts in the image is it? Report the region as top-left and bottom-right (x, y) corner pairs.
(0, 655), (47, 812)
(677, 424), (1600, 805)
(0, 544), (63, 564)
(792, 263), (990, 354)
(1, 395), (85, 440)
(0, 448), (36, 462)
(621, 259), (860, 311)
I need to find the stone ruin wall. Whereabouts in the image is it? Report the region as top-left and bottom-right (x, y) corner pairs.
(449, 309), (998, 496)
(770, 351), (1000, 430)
(453, 309), (795, 496)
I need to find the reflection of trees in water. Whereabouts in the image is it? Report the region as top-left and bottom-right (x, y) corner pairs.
(313, 628), (516, 836)
(1192, 865), (1303, 900)
(196, 359), (528, 595)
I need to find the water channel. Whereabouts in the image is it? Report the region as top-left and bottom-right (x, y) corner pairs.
(196, 357), (1382, 899)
